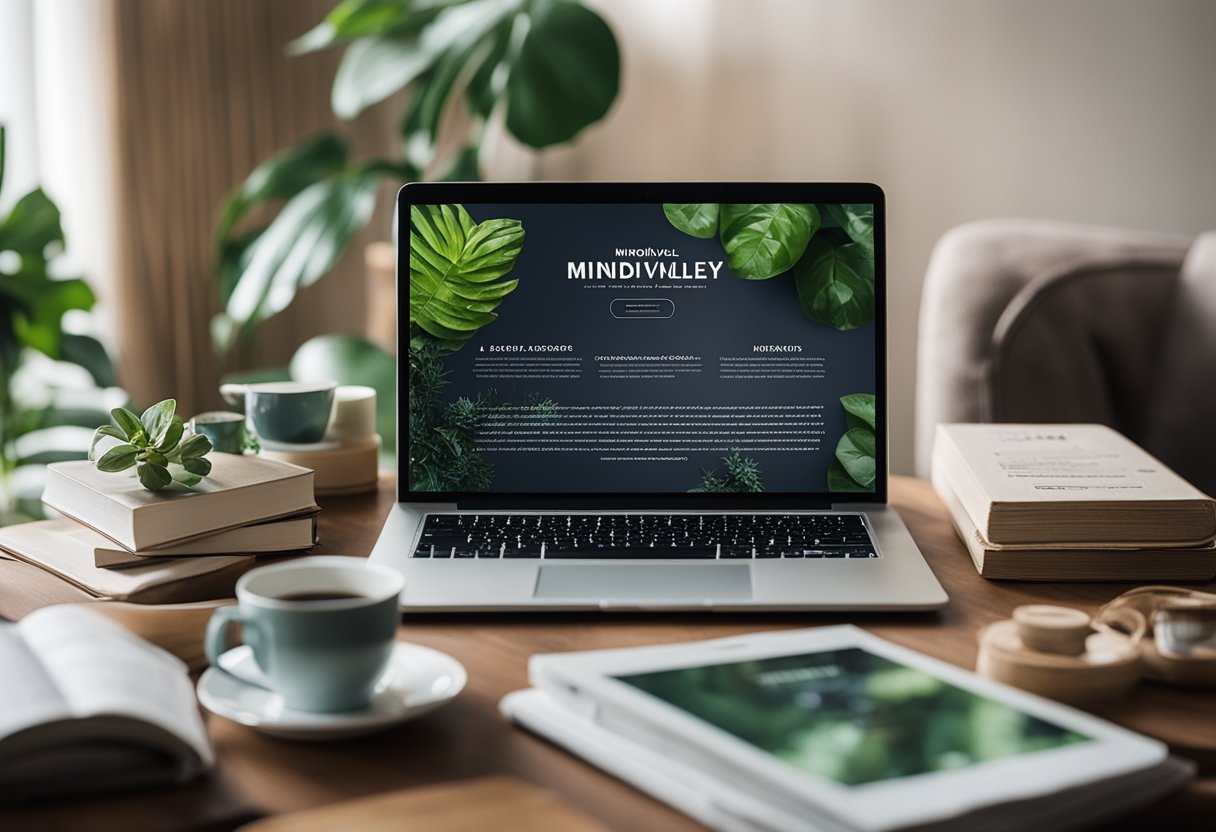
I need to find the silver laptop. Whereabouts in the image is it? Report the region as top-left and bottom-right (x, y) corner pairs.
(370, 182), (947, 611)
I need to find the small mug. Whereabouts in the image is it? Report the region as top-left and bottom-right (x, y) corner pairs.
(204, 557), (404, 712)
(220, 381), (336, 445)
(190, 411), (248, 454)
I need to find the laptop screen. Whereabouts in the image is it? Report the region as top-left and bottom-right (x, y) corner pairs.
(403, 186), (883, 501)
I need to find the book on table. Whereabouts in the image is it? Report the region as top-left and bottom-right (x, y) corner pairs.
(93, 510), (319, 569)
(41, 452), (316, 551)
(0, 605), (212, 801)
(932, 423), (1216, 545)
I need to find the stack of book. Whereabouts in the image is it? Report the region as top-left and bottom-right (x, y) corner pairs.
(258, 385), (380, 496)
(0, 453), (317, 603)
(931, 423), (1216, 581)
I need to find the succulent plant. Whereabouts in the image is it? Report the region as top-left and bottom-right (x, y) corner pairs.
(89, 399), (212, 491)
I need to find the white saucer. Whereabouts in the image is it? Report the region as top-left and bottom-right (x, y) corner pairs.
(197, 642), (466, 740)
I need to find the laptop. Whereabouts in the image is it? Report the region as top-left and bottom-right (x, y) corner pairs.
(370, 182), (947, 611)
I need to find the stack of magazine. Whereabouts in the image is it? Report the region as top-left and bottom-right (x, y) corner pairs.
(931, 423), (1216, 581)
(0, 454), (317, 603)
(502, 627), (1192, 832)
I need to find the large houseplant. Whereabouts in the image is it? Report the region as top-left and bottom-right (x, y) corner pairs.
(0, 125), (123, 522)
(213, 0), (622, 360)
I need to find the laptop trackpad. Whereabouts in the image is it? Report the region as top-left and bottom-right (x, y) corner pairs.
(534, 564), (752, 601)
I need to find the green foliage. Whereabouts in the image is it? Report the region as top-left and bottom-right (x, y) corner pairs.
(89, 399), (213, 491)
(214, 0), (620, 357)
(662, 203), (719, 239)
(830, 394), (876, 492)
(407, 338), (493, 492)
(409, 204), (523, 352)
(794, 237), (875, 330)
(664, 201), (876, 331)
(289, 332), (396, 450)
(690, 451), (765, 493)
(719, 203), (819, 280)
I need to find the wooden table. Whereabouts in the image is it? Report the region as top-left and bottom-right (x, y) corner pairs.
(2, 476), (1213, 831)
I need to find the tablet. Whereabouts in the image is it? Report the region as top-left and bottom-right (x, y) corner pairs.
(529, 626), (1168, 832)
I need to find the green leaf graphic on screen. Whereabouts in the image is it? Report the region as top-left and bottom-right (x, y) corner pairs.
(830, 394), (876, 492)
(794, 238), (875, 330)
(826, 203), (875, 252)
(409, 203), (524, 352)
(662, 203), (719, 239)
(719, 203), (819, 279)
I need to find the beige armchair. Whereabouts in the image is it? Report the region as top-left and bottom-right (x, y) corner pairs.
(916, 219), (1216, 494)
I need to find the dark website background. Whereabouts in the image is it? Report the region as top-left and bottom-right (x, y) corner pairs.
(432, 203), (876, 493)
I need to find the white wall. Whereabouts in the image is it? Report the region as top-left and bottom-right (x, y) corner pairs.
(536, 0), (1216, 475)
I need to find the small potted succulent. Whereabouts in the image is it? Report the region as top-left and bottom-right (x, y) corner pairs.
(89, 399), (213, 491)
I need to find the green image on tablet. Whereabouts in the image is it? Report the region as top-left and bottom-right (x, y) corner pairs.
(617, 648), (1090, 787)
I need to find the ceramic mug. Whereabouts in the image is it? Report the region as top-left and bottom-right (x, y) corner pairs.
(220, 381), (336, 444)
(189, 411), (248, 454)
(204, 557), (405, 712)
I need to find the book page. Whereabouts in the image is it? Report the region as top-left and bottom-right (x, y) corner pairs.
(17, 607), (213, 766)
(0, 625), (70, 739)
(940, 424), (1207, 503)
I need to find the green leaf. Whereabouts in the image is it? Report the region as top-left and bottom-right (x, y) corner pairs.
(826, 203), (874, 251)
(145, 450), (168, 467)
(332, 35), (436, 120)
(835, 428), (877, 488)
(9, 277), (95, 358)
(840, 393), (876, 430)
(290, 0), (438, 54)
(182, 456), (212, 477)
(663, 204), (719, 239)
(0, 188), (64, 256)
(140, 399), (176, 446)
(409, 204), (523, 351)
(505, 0), (619, 148)
(215, 133), (349, 258)
(156, 417), (185, 453)
(97, 443), (139, 472)
(177, 433), (212, 460)
(223, 170), (380, 330)
(719, 203), (819, 279)
(89, 425), (126, 461)
(137, 461), (172, 491)
(60, 333), (116, 387)
(290, 333), (396, 450)
(111, 407), (145, 443)
(828, 457), (870, 492)
(437, 145), (481, 181)
(794, 238), (875, 330)
(169, 464), (203, 487)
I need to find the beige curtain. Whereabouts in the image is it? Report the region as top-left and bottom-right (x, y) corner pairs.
(108, 0), (396, 415)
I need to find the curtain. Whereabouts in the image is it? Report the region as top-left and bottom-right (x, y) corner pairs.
(108, 0), (397, 415)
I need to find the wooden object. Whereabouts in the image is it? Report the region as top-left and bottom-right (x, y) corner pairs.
(1, 476), (1212, 832)
(365, 241), (396, 354)
(237, 776), (607, 832)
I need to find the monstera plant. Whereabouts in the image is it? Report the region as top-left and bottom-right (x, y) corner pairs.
(214, 0), (621, 358)
(664, 202), (876, 330)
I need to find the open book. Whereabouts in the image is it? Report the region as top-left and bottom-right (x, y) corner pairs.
(0, 606), (213, 801)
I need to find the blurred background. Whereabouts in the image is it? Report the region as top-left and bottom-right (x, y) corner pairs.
(1, 0), (1214, 507)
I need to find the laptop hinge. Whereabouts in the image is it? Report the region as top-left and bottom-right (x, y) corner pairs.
(454, 497), (834, 511)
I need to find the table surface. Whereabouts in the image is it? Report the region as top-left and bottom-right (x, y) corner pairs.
(2, 476), (1213, 832)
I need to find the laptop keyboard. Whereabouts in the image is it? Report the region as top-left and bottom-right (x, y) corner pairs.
(412, 513), (879, 560)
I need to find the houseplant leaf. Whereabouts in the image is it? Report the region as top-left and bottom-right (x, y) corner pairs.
(840, 393), (876, 430)
(828, 457), (870, 492)
(719, 203), (819, 279)
(332, 35), (436, 120)
(794, 238), (875, 330)
(223, 170), (380, 330)
(89, 425), (126, 460)
(290, 0), (440, 54)
(0, 188), (64, 256)
(409, 204), (523, 351)
(826, 203), (874, 251)
(505, 0), (619, 148)
(60, 333), (116, 387)
(835, 428), (877, 488)
(137, 461), (172, 491)
(663, 204), (719, 239)
(140, 399), (176, 447)
(97, 443), (139, 473)
(111, 407), (144, 444)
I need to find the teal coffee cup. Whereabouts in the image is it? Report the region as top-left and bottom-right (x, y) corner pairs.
(205, 557), (405, 712)
(189, 411), (247, 454)
(220, 381), (336, 444)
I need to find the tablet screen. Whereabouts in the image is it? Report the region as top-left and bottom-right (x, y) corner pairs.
(617, 647), (1089, 786)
